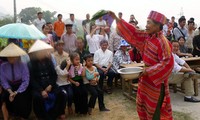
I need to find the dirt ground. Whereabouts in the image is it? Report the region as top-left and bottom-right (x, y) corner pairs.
(11, 87), (194, 120)
(67, 88), (193, 120)
(68, 88), (138, 120)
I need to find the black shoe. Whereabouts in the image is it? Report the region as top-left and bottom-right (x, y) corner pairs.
(184, 97), (200, 102)
(104, 88), (112, 94)
(100, 107), (110, 112)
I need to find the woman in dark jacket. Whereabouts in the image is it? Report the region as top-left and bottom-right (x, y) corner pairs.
(28, 40), (66, 120)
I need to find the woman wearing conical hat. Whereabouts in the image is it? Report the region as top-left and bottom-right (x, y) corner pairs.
(109, 11), (174, 120)
(0, 43), (32, 120)
(28, 40), (66, 120)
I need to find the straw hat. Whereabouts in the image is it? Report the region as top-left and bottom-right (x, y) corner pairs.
(28, 40), (53, 53)
(0, 43), (27, 57)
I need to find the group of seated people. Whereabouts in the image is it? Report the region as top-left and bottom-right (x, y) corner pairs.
(0, 39), (113, 120)
(0, 34), (143, 119)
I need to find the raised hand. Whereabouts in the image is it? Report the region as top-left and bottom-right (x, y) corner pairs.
(108, 11), (119, 22)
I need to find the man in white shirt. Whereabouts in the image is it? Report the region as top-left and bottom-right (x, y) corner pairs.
(94, 40), (115, 94)
(68, 14), (79, 34)
(33, 12), (46, 31)
(172, 40), (200, 102)
(95, 17), (106, 34)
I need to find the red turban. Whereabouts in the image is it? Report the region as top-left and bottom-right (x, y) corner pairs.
(147, 11), (167, 25)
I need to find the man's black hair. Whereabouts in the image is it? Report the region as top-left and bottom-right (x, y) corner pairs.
(57, 14), (62, 17)
(178, 16), (186, 23)
(37, 12), (43, 15)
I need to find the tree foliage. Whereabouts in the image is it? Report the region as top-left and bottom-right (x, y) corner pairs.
(19, 7), (41, 24)
(18, 7), (57, 24)
(0, 15), (14, 27)
(43, 10), (57, 23)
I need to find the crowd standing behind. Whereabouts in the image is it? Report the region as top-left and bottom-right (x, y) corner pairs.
(32, 12), (200, 59)
(0, 11), (200, 119)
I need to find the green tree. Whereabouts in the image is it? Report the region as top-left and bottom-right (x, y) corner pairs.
(18, 7), (57, 24)
(19, 7), (41, 24)
(43, 10), (57, 23)
(0, 16), (13, 27)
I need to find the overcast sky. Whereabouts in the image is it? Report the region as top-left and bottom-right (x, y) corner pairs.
(0, 0), (199, 28)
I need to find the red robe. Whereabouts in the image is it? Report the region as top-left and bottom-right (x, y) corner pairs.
(117, 20), (174, 120)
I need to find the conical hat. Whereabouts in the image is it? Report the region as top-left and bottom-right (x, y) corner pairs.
(0, 43), (27, 57)
(28, 40), (53, 53)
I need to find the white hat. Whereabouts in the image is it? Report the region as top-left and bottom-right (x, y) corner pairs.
(65, 20), (73, 26)
(0, 43), (27, 57)
(28, 40), (53, 53)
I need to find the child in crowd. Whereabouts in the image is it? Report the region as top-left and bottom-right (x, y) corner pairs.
(54, 40), (73, 116)
(83, 54), (110, 115)
(68, 52), (88, 114)
(56, 59), (74, 115)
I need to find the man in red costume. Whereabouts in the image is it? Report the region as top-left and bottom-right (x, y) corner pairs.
(109, 11), (174, 120)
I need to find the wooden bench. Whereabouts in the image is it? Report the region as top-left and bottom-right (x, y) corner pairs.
(120, 63), (143, 100)
(131, 83), (138, 91)
(121, 78), (138, 100)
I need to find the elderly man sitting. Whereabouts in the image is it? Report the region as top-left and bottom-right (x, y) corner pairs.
(171, 40), (200, 102)
(94, 40), (115, 94)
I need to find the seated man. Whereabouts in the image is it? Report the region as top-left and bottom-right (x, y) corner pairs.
(171, 40), (200, 102)
(94, 40), (115, 94)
